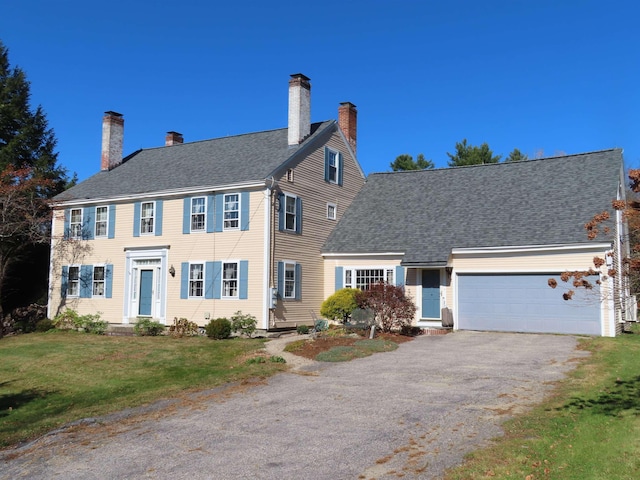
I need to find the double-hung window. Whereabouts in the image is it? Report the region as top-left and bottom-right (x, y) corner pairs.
(284, 262), (296, 299)
(189, 263), (204, 297)
(95, 206), (108, 237)
(327, 203), (336, 220)
(327, 150), (338, 183)
(141, 202), (155, 234)
(69, 208), (83, 239)
(191, 197), (206, 232)
(93, 266), (105, 296)
(68, 266), (80, 296)
(224, 194), (239, 230)
(285, 194), (297, 231)
(222, 262), (238, 298)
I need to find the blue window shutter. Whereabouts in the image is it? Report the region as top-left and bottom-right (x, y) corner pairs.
(239, 260), (249, 299)
(108, 205), (116, 239)
(105, 264), (113, 298)
(215, 193), (224, 232)
(205, 261), (214, 299)
(63, 209), (70, 239)
(61, 266), (69, 298)
(278, 194), (285, 231)
(335, 267), (343, 291)
(324, 147), (330, 182)
(212, 261), (222, 299)
(83, 207), (95, 240)
(395, 266), (405, 286)
(337, 152), (344, 186)
(277, 261), (284, 298)
(295, 197), (302, 234)
(80, 265), (93, 298)
(133, 202), (141, 237)
(206, 195), (215, 233)
(241, 192), (250, 231)
(180, 263), (189, 299)
(295, 263), (302, 300)
(155, 200), (163, 236)
(183, 198), (191, 234)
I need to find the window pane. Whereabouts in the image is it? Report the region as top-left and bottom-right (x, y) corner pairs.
(284, 263), (295, 298)
(191, 197), (205, 231)
(285, 196), (296, 231)
(189, 263), (203, 297)
(68, 266), (79, 296)
(224, 194), (239, 229)
(141, 203), (154, 234)
(96, 206), (108, 236)
(223, 262), (238, 297)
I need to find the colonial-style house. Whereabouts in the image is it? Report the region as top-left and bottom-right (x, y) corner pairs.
(322, 149), (635, 337)
(47, 74), (365, 330)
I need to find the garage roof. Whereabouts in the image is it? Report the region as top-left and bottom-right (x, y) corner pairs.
(322, 149), (624, 265)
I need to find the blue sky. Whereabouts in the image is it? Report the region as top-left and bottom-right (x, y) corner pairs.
(2, 0), (638, 182)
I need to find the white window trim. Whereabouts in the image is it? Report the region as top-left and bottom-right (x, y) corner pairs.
(283, 193), (297, 232)
(343, 265), (397, 290)
(141, 201), (155, 235)
(327, 148), (339, 184)
(223, 193), (240, 231)
(95, 206), (109, 238)
(190, 197), (206, 233)
(286, 168), (294, 183)
(70, 208), (83, 240)
(67, 265), (80, 297)
(188, 261), (205, 298)
(283, 261), (297, 299)
(222, 260), (240, 299)
(92, 264), (106, 298)
(327, 202), (337, 220)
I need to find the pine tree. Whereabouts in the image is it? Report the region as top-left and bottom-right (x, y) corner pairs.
(446, 139), (501, 167)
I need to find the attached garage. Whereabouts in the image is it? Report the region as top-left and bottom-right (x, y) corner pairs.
(457, 273), (602, 335)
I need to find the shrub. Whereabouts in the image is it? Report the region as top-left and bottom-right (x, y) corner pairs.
(320, 288), (359, 323)
(134, 318), (165, 336)
(53, 309), (81, 330)
(169, 317), (199, 338)
(10, 304), (48, 334)
(230, 311), (257, 337)
(35, 318), (54, 332)
(296, 324), (310, 334)
(269, 356), (286, 363)
(205, 317), (231, 339)
(246, 356), (266, 364)
(356, 282), (417, 333)
(82, 313), (108, 335)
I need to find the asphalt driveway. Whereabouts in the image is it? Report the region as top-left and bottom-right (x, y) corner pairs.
(1, 331), (588, 479)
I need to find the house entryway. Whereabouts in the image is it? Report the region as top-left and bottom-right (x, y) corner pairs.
(421, 270), (441, 319)
(123, 247), (168, 323)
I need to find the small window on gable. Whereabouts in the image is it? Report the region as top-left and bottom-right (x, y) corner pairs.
(95, 206), (108, 237)
(327, 203), (337, 220)
(70, 208), (83, 239)
(286, 168), (294, 183)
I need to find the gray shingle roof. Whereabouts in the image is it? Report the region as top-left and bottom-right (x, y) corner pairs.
(55, 121), (335, 201)
(323, 149), (623, 265)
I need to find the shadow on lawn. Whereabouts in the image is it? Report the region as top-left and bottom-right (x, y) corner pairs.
(560, 375), (640, 416)
(0, 382), (47, 417)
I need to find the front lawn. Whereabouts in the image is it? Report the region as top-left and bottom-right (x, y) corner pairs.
(444, 328), (640, 479)
(0, 331), (285, 448)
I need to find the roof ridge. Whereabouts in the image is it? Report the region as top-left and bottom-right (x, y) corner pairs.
(369, 148), (622, 177)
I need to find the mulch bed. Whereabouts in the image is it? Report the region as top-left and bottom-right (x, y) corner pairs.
(291, 332), (414, 360)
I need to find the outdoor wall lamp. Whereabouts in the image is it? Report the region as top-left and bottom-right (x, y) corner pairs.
(169, 265), (176, 277)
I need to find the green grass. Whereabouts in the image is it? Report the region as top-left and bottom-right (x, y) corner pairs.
(0, 330), (286, 448)
(444, 330), (640, 479)
(315, 338), (398, 362)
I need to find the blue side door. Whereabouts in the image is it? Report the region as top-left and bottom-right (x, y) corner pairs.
(421, 270), (440, 319)
(139, 269), (153, 316)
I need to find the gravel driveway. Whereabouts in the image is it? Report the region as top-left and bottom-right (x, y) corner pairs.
(1, 331), (588, 479)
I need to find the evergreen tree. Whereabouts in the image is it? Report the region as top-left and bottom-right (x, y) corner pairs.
(390, 153), (435, 171)
(505, 148), (528, 162)
(0, 40), (70, 196)
(446, 139), (501, 167)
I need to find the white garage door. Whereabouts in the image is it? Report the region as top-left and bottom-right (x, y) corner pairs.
(457, 274), (601, 335)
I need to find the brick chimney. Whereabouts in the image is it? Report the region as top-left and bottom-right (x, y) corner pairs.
(288, 73), (311, 146)
(338, 102), (357, 156)
(165, 131), (184, 146)
(101, 111), (124, 171)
